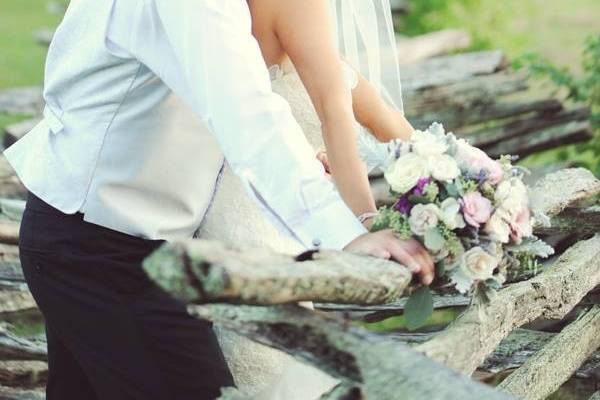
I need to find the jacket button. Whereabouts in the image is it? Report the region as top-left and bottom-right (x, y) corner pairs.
(312, 238), (322, 248)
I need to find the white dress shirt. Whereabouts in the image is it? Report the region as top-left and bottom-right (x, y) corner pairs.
(4, 0), (367, 249)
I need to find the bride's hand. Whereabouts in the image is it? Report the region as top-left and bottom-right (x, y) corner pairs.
(343, 229), (435, 286)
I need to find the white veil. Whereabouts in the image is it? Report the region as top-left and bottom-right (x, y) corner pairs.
(328, 0), (404, 114)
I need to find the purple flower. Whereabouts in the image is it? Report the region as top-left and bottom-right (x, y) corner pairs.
(413, 178), (432, 196)
(394, 196), (412, 215)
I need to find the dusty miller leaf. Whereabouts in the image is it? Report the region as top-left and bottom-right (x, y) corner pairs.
(405, 286), (434, 331)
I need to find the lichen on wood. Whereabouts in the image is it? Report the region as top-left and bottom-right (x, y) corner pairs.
(143, 240), (412, 305)
(416, 235), (600, 375)
(498, 306), (600, 400)
(190, 304), (515, 400)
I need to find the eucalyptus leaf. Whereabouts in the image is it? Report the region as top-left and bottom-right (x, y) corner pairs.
(405, 287), (434, 331)
(424, 228), (445, 251)
(444, 183), (459, 197)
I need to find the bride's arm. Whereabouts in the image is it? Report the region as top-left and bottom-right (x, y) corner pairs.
(351, 73), (415, 142)
(273, 0), (377, 221)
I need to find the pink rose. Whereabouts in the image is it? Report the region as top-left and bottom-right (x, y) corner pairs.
(509, 207), (533, 244)
(460, 192), (492, 228)
(456, 140), (504, 185)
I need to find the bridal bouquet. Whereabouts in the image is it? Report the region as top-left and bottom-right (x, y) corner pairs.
(369, 123), (554, 328)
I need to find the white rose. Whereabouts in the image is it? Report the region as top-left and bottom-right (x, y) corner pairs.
(484, 208), (511, 243)
(495, 178), (528, 217)
(437, 197), (466, 230)
(411, 130), (448, 157)
(459, 247), (499, 281)
(428, 154), (460, 182)
(409, 204), (440, 236)
(384, 153), (429, 194)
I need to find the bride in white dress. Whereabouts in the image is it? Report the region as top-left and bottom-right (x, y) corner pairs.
(197, 0), (418, 398)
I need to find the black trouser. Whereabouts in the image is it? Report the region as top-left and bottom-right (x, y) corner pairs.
(18, 193), (234, 400)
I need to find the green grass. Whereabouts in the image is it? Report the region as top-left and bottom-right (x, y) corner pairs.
(0, 0), (62, 90)
(399, 0), (600, 70)
(361, 309), (462, 333)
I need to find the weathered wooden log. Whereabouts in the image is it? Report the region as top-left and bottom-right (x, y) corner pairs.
(396, 30), (471, 65)
(401, 51), (507, 91)
(529, 168), (600, 219)
(415, 234), (600, 375)
(190, 304), (515, 400)
(0, 199), (25, 222)
(0, 361), (47, 388)
(0, 223), (20, 245)
(0, 291), (36, 314)
(0, 87), (43, 116)
(590, 391), (600, 400)
(498, 306), (600, 400)
(479, 328), (599, 380)
(317, 293), (470, 314)
(0, 156), (27, 200)
(535, 205), (600, 237)
(486, 120), (593, 159)
(466, 107), (590, 149)
(0, 262), (24, 282)
(0, 328), (47, 362)
(143, 241), (412, 305)
(0, 385), (44, 400)
(410, 98), (562, 133)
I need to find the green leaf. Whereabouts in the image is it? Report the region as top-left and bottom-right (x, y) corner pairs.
(444, 183), (459, 197)
(424, 227), (445, 251)
(405, 287), (434, 331)
(407, 195), (430, 205)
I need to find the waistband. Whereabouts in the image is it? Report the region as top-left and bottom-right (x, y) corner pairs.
(24, 192), (166, 248)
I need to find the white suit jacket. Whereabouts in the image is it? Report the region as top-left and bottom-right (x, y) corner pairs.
(4, 0), (366, 248)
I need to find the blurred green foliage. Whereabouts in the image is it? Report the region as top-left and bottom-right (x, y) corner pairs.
(513, 35), (600, 176)
(397, 0), (531, 51)
(397, 0), (599, 176)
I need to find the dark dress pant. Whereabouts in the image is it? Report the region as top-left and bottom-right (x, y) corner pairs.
(18, 193), (234, 400)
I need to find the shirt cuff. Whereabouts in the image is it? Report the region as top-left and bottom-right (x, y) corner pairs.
(291, 200), (368, 250)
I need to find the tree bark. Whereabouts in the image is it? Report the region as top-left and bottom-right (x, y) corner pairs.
(0, 223), (20, 245)
(478, 328), (599, 380)
(402, 51), (507, 91)
(143, 242), (413, 305)
(0, 290), (36, 314)
(485, 120), (593, 159)
(466, 107), (590, 149)
(0, 328), (47, 362)
(415, 234), (600, 375)
(498, 306), (600, 400)
(0, 385), (44, 400)
(191, 304), (515, 400)
(0, 361), (47, 389)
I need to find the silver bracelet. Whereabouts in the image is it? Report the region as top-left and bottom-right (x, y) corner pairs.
(358, 212), (378, 224)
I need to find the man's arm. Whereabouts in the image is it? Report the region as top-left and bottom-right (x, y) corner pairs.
(129, 0), (367, 249)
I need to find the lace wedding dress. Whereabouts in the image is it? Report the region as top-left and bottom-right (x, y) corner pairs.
(197, 60), (379, 399)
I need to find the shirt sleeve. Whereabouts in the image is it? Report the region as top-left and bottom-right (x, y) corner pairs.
(114, 0), (367, 249)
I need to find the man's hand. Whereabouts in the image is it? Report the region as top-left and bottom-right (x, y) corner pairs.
(343, 229), (435, 285)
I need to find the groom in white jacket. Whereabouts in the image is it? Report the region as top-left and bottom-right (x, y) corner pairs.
(5, 1), (431, 399)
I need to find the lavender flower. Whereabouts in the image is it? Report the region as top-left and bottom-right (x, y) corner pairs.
(413, 178), (433, 196)
(394, 196), (412, 215)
